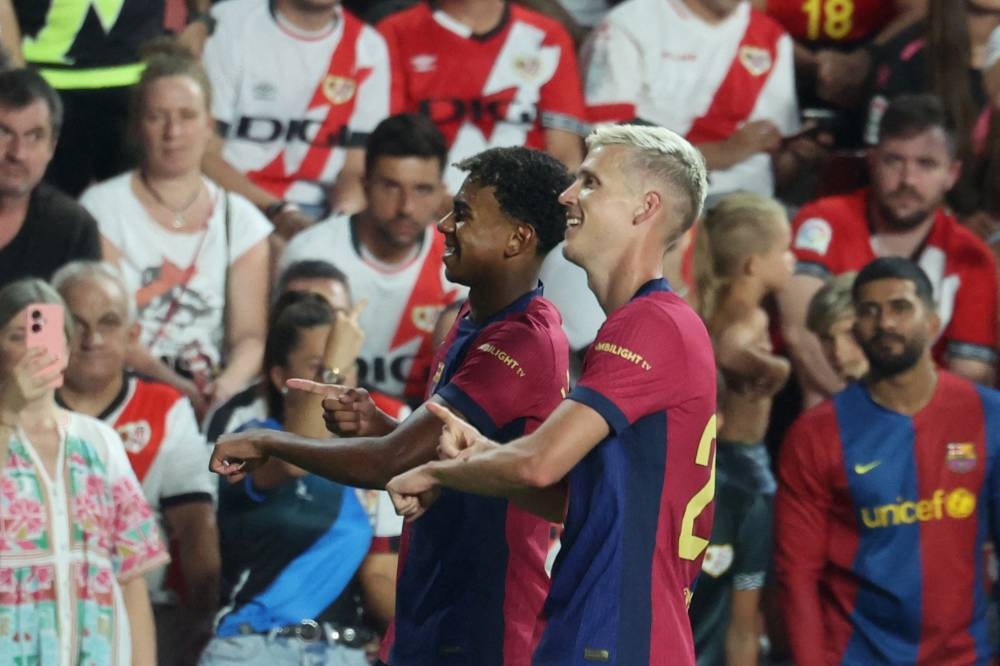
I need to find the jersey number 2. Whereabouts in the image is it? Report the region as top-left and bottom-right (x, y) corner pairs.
(678, 415), (716, 561)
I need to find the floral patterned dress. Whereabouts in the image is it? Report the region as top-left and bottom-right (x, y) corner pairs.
(0, 412), (169, 665)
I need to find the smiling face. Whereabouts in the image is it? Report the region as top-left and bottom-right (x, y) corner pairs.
(559, 144), (640, 272)
(436, 180), (520, 288)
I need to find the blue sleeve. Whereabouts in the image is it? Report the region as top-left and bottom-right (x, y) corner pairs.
(216, 486), (373, 635)
(981, 388), (1000, 610)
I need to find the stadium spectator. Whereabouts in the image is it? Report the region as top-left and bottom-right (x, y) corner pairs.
(53, 261), (220, 666)
(776, 256), (1000, 665)
(385, 125), (715, 665)
(206, 259), (357, 439)
(778, 94), (997, 408)
(279, 114), (466, 406)
(805, 271), (869, 383)
(582, 0), (806, 199)
(0, 68), (100, 286)
(80, 47), (271, 418)
(753, 0), (925, 137)
(688, 373), (772, 666)
(863, 0), (1000, 217)
(378, 0), (587, 193)
(0, 278), (166, 665)
(202, 0), (391, 227)
(201, 292), (375, 666)
(0, 0), (213, 196)
(694, 192), (793, 497)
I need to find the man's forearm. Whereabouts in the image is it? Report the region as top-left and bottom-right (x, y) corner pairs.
(696, 140), (750, 171)
(0, 0), (23, 67)
(262, 431), (426, 489)
(779, 577), (828, 664)
(430, 441), (554, 499)
(202, 148), (280, 210)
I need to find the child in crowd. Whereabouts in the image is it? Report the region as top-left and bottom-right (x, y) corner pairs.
(689, 373), (772, 666)
(806, 272), (869, 384)
(694, 192), (794, 496)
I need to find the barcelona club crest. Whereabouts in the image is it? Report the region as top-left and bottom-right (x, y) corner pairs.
(946, 442), (977, 473)
(322, 76), (357, 105)
(738, 46), (772, 77)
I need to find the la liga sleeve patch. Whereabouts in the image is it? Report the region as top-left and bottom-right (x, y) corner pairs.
(794, 217), (833, 256)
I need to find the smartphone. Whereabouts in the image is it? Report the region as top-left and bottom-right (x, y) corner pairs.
(25, 303), (65, 389)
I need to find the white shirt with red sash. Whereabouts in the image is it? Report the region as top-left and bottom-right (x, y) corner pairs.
(58, 375), (215, 604)
(582, 0), (799, 197)
(204, 0), (390, 208)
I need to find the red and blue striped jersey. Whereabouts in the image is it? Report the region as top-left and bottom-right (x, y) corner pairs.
(389, 286), (569, 665)
(776, 372), (1000, 665)
(538, 278), (717, 665)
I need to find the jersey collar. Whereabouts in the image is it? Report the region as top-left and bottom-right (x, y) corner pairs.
(632, 277), (672, 300)
(55, 372), (134, 422)
(430, 1), (511, 42)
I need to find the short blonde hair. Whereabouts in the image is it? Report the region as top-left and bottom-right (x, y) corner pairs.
(693, 192), (789, 323)
(806, 272), (858, 336)
(586, 124), (709, 235)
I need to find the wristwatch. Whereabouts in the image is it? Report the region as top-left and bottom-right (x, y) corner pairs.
(322, 368), (347, 385)
(187, 11), (217, 36)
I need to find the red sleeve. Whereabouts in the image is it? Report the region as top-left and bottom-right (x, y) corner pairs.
(436, 320), (555, 437)
(571, 301), (713, 431)
(377, 17), (408, 114)
(538, 22), (586, 131)
(789, 202), (838, 278)
(946, 240), (999, 354)
(775, 413), (835, 665)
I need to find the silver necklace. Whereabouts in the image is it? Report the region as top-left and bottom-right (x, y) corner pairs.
(141, 172), (202, 229)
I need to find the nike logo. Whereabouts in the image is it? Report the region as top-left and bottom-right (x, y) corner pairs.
(854, 461), (881, 475)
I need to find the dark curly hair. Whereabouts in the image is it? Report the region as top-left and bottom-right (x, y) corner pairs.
(456, 147), (572, 255)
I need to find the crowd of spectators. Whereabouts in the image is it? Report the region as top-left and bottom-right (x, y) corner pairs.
(2, 0), (1000, 664)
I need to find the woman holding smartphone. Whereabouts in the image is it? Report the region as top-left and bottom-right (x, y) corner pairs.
(0, 279), (167, 665)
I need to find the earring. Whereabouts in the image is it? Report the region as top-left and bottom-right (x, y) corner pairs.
(281, 386), (289, 395)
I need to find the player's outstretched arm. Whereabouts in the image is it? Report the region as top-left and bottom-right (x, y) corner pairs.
(288, 379), (399, 438)
(210, 395), (470, 490)
(387, 400), (610, 522)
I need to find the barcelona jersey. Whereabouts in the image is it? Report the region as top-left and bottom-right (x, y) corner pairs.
(538, 278), (717, 665)
(776, 372), (1000, 665)
(389, 286), (569, 665)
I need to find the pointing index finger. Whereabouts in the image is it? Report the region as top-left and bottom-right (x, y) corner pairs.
(425, 401), (461, 427)
(348, 298), (368, 323)
(286, 378), (346, 397)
